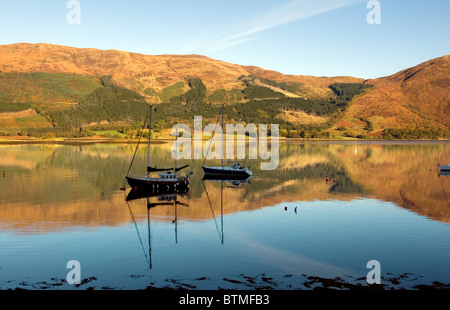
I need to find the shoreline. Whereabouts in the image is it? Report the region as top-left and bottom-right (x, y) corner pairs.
(0, 136), (448, 145)
(1, 271), (449, 291)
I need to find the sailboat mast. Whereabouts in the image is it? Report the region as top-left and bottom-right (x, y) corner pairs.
(175, 127), (178, 172)
(221, 104), (224, 168)
(147, 105), (152, 178)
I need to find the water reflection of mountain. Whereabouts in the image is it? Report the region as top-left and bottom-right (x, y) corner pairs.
(328, 143), (450, 222)
(0, 141), (448, 233)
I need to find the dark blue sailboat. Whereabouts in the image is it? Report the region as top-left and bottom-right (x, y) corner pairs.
(126, 105), (190, 192)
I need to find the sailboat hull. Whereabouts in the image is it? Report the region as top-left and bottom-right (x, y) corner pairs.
(126, 176), (189, 191)
(202, 166), (251, 179)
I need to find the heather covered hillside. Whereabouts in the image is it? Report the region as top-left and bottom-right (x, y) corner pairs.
(0, 43), (448, 139)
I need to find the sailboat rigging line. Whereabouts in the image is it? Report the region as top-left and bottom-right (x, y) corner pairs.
(126, 201), (150, 267)
(173, 200), (177, 244)
(220, 181), (224, 244)
(126, 108), (150, 178)
(202, 180), (222, 242)
(439, 142), (448, 164)
(438, 173), (449, 208)
(203, 105), (223, 165)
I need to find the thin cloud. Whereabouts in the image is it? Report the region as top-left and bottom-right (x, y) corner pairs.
(180, 0), (364, 54)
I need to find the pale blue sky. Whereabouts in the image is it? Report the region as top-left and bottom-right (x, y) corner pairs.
(0, 0), (448, 78)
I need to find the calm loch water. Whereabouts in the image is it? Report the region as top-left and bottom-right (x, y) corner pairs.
(0, 141), (449, 290)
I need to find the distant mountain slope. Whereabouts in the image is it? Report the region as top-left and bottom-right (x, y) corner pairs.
(0, 43), (362, 101)
(0, 43), (448, 138)
(350, 55), (450, 133)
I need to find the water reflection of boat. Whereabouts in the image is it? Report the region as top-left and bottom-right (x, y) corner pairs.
(202, 104), (252, 179)
(439, 168), (450, 176)
(125, 187), (189, 269)
(438, 143), (449, 175)
(126, 185), (189, 202)
(202, 174), (252, 186)
(202, 175), (251, 244)
(440, 165), (450, 173)
(126, 105), (190, 191)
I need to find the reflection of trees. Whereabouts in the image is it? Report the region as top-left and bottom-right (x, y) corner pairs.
(0, 142), (374, 202)
(328, 143), (450, 222)
(1, 142), (448, 223)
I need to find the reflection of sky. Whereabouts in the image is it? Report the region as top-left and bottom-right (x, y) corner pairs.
(1, 198), (449, 289)
(1, 0), (448, 78)
(221, 199), (450, 284)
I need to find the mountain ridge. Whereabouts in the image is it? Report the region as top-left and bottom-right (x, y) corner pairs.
(0, 43), (448, 138)
(0, 42), (363, 99)
(348, 55), (450, 134)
